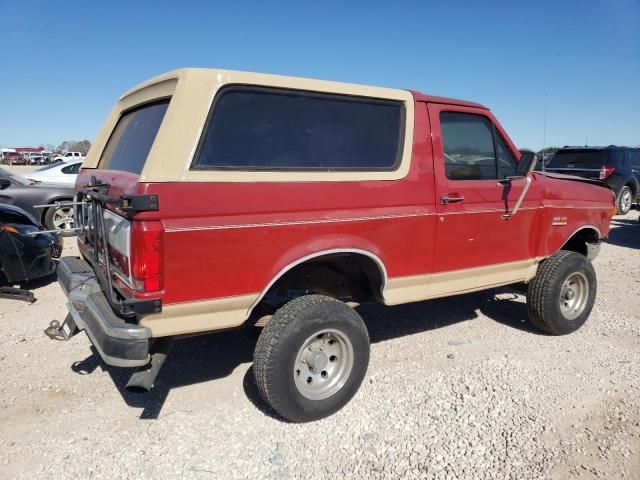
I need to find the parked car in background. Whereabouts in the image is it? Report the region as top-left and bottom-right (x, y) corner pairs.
(545, 146), (640, 214)
(24, 160), (83, 185)
(51, 68), (614, 422)
(0, 204), (63, 285)
(0, 168), (76, 234)
(2, 152), (27, 165)
(27, 153), (47, 165)
(52, 151), (85, 163)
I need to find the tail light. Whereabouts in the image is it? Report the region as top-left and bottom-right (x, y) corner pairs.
(599, 165), (615, 180)
(130, 221), (163, 292)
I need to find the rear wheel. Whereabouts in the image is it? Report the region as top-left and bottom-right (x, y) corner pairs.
(44, 202), (75, 236)
(617, 186), (633, 215)
(253, 294), (369, 422)
(527, 250), (597, 335)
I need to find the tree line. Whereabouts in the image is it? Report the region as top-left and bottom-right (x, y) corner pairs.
(56, 140), (92, 155)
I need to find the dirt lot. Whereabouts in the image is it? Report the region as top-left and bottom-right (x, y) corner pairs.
(0, 169), (639, 479)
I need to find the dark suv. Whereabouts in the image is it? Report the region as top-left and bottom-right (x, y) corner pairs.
(545, 146), (640, 214)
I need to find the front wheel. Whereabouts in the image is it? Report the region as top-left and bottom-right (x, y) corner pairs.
(527, 250), (597, 335)
(253, 295), (370, 422)
(44, 203), (75, 236)
(617, 186), (633, 215)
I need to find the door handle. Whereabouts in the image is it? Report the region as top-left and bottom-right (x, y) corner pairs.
(440, 195), (465, 205)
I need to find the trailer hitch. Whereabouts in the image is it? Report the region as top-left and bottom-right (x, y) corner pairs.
(44, 316), (78, 341)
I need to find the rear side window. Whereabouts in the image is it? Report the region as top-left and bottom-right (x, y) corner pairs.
(99, 100), (169, 174)
(630, 151), (640, 169)
(193, 86), (404, 171)
(62, 162), (81, 174)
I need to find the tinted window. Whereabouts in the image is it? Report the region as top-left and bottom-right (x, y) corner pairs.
(193, 87), (403, 171)
(629, 151), (640, 169)
(99, 100), (169, 174)
(547, 150), (608, 168)
(62, 162), (81, 174)
(440, 112), (497, 180)
(495, 134), (518, 178)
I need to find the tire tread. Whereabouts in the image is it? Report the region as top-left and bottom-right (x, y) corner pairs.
(254, 295), (349, 417)
(527, 250), (593, 335)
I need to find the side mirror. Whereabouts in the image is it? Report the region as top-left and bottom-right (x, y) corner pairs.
(0, 178), (11, 190)
(516, 150), (538, 176)
(502, 150), (538, 221)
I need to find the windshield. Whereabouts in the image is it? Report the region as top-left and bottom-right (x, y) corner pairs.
(98, 100), (169, 174)
(547, 150), (607, 169)
(0, 167), (31, 185)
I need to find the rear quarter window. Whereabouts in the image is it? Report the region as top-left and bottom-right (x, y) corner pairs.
(98, 100), (170, 174)
(192, 86), (404, 171)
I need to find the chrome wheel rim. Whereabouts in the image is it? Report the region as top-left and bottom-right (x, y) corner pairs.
(293, 328), (354, 401)
(559, 272), (589, 320)
(53, 206), (75, 231)
(620, 190), (632, 213)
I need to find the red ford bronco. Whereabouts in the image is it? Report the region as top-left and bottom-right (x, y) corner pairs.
(50, 68), (614, 422)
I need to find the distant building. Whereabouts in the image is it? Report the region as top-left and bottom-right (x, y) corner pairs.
(13, 147), (44, 154)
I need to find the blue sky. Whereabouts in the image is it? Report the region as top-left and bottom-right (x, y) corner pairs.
(1, 0), (638, 150)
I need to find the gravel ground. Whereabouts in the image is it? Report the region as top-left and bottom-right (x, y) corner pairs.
(0, 202), (639, 479)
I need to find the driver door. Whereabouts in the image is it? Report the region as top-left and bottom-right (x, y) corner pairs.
(428, 103), (540, 274)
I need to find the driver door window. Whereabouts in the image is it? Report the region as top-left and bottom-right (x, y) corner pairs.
(441, 112), (497, 180)
(441, 112), (519, 180)
(495, 132), (518, 178)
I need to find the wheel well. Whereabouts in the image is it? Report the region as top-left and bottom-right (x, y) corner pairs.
(41, 197), (72, 223)
(250, 252), (385, 319)
(561, 228), (599, 256)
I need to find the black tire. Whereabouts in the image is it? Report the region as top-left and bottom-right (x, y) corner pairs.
(616, 186), (633, 215)
(44, 202), (75, 236)
(253, 294), (369, 422)
(527, 250), (597, 335)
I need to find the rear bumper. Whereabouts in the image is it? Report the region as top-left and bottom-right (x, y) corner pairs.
(57, 256), (152, 367)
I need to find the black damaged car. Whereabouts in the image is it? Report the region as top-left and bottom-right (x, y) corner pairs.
(0, 204), (63, 285)
(0, 167), (76, 235)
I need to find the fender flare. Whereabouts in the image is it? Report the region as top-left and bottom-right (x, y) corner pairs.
(557, 225), (602, 260)
(246, 248), (388, 318)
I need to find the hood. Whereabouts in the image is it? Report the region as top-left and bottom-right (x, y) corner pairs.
(0, 203), (43, 227)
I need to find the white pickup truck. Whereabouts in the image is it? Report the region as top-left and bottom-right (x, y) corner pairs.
(52, 151), (85, 163)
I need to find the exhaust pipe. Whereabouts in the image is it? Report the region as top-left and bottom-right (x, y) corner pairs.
(125, 337), (173, 392)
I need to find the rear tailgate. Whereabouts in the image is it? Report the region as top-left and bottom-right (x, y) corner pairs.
(73, 99), (170, 318)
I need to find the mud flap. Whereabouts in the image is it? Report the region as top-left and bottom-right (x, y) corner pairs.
(0, 286), (35, 303)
